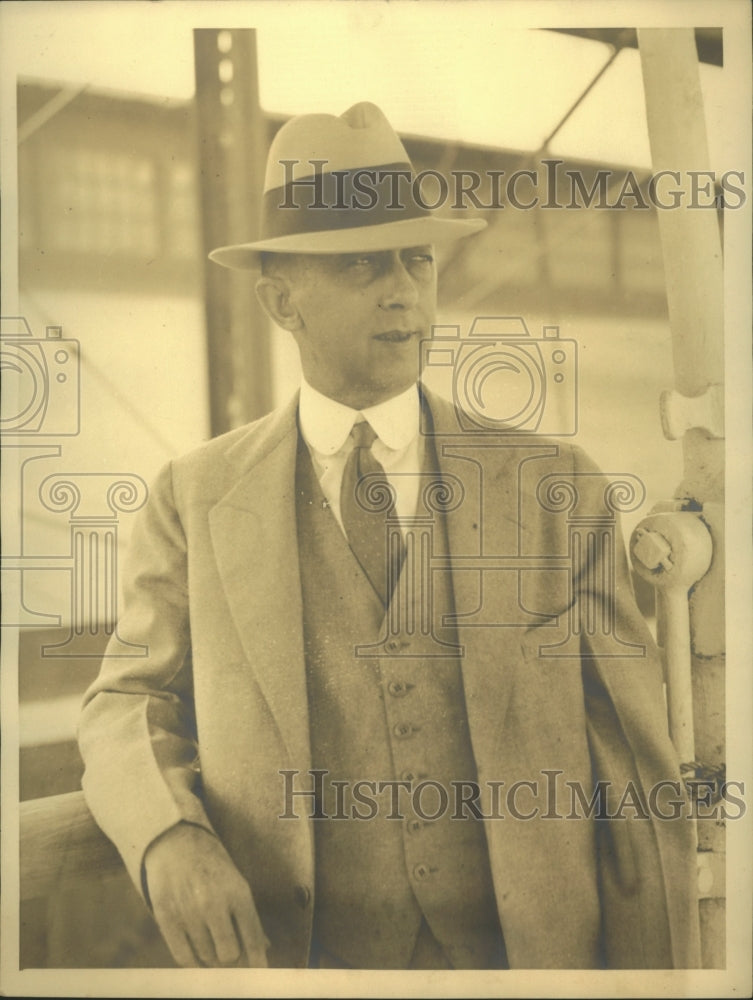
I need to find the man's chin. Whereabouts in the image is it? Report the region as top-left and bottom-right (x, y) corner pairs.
(348, 374), (418, 409)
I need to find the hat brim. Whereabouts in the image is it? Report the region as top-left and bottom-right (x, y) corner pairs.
(208, 216), (486, 270)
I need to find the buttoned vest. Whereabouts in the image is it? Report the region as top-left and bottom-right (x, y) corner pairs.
(295, 430), (506, 969)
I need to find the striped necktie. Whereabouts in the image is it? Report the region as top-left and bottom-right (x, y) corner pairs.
(340, 420), (401, 605)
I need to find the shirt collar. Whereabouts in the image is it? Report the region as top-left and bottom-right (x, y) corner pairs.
(299, 377), (420, 456)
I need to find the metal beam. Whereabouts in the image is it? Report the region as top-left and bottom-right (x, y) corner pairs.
(194, 29), (273, 434)
(551, 28), (723, 67)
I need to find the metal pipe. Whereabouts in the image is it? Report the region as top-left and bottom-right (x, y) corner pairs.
(637, 27), (726, 967)
(630, 512), (713, 763)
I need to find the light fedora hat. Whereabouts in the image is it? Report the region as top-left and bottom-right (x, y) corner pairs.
(209, 101), (486, 269)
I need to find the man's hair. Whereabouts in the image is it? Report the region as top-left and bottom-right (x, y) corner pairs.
(259, 251), (303, 279)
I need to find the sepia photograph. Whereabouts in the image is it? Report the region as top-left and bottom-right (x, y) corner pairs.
(1, 1), (751, 996)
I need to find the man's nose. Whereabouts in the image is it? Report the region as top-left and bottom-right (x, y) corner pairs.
(379, 254), (420, 309)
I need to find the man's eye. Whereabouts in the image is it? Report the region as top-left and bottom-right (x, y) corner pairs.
(350, 255), (378, 268)
(408, 253), (434, 266)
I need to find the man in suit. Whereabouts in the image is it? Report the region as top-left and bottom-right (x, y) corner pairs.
(78, 102), (701, 970)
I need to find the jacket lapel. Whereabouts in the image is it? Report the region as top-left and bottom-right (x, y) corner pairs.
(207, 386), (537, 773)
(423, 388), (522, 764)
(208, 394), (311, 770)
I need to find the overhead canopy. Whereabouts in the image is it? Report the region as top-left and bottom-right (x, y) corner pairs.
(10, 9), (728, 171)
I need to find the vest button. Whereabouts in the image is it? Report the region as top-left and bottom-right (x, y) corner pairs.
(387, 680), (409, 697)
(294, 884), (311, 908)
(413, 862), (432, 881)
(406, 818), (423, 835)
(401, 769), (417, 783)
(393, 722), (415, 739)
(385, 639), (401, 653)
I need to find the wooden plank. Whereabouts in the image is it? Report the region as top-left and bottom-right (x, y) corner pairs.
(20, 791), (124, 902)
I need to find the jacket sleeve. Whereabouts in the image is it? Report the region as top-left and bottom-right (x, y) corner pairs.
(78, 459), (217, 896)
(569, 444), (701, 968)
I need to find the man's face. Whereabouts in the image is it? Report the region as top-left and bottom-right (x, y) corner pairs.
(284, 246), (437, 409)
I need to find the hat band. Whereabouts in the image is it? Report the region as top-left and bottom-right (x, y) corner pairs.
(261, 161), (432, 239)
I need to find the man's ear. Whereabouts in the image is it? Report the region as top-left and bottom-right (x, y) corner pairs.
(255, 275), (304, 332)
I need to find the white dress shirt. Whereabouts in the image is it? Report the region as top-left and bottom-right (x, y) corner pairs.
(298, 377), (423, 535)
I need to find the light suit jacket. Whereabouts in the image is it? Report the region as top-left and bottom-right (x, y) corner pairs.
(78, 388), (701, 969)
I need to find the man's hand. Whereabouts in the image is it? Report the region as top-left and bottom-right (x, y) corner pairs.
(144, 822), (270, 967)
